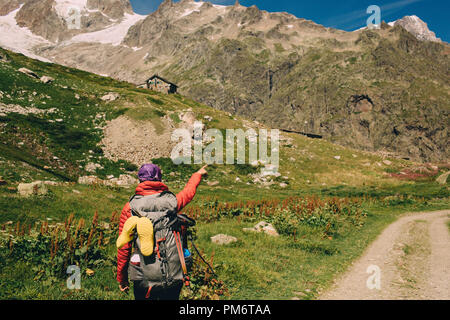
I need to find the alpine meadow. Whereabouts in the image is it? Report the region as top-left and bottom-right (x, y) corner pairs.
(0, 0), (449, 302)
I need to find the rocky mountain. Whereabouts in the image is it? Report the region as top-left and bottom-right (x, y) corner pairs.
(389, 15), (441, 42)
(0, 0), (143, 52)
(0, 0), (448, 163)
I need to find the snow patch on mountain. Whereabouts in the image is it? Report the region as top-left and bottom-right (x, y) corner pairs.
(0, 5), (51, 62)
(53, 0), (88, 18)
(179, 1), (203, 18)
(355, 15), (441, 43)
(393, 15), (441, 42)
(67, 13), (146, 46)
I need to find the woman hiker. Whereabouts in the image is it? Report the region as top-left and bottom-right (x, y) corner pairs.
(117, 163), (208, 300)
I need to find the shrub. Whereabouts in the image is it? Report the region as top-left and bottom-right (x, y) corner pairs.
(180, 252), (229, 300)
(270, 208), (299, 236)
(0, 212), (229, 300)
(183, 196), (368, 237)
(1, 212), (116, 279)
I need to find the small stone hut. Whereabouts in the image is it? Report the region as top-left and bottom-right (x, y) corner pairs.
(139, 75), (178, 94)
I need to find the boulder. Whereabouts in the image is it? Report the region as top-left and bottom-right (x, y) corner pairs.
(40, 75), (54, 84)
(85, 162), (103, 173)
(17, 181), (48, 197)
(211, 234), (238, 245)
(436, 171), (449, 185)
(207, 180), (219, 187)
(261, 164), (280, 177)
(243, 221), (279, 237)
(43, 181), (59, 186)
(383, 160), (392, 166)
(101, 92), (120, 102)
(105, 174), (139, 187)
(181, 111), (196, 126)
(78, 176), (102, 185)
(78, 174), (138, 187)
(0, 53), (9, 62)
(18, 68), (39, 79)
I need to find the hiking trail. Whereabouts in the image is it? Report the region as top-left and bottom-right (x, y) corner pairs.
(318, 210), (450, 300)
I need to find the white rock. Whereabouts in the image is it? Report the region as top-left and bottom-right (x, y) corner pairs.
(18, 68), (39, 79)
(18, 181), (48, 197)
(84, 164), (96, 173)
(40, 76), (54, 84)
(78, 176), (102, 185)
(243, 221), (279, 237)
(436, 171), (449, 185)
(211, 234), (238, 245)
(43, 181), (58, 186)
(101, 92), (120, 102)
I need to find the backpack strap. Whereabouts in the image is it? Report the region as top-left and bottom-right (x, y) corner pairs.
(173, 230), (190, 287)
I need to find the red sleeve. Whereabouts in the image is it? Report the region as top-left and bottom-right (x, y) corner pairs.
(176, 173), (202, 211)
(117, 202), (132, 284)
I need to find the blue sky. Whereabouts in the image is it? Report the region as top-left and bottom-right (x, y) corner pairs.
(129, 0), (449, 42)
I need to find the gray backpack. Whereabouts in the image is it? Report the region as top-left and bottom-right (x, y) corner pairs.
(127, 191), (191, 290)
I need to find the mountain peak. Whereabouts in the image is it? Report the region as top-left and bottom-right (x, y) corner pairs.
(390, 15), (441, 42)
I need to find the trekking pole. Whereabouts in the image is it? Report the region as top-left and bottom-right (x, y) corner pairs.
(189, 236), (217, 277)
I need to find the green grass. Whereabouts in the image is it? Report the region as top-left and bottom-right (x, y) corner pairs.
(0, 179), (448, 300)
(1, 46), (449, 300)
(193, 199), (449, 299)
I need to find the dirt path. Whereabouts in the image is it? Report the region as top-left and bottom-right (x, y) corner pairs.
(318, 210), (450, 300)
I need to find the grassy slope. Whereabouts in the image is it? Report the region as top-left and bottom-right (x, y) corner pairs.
(0, 48), (449, 300)
(195, 200), (449, 300)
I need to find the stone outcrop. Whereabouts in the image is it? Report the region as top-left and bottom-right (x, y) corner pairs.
(211, 234), (238, 245)
(436, 172), (449, 185)
(17, 181), (48, 197)
(391, 16), (441, 42)
(243, 221), (279, 237)
(78, 174), (138, 187)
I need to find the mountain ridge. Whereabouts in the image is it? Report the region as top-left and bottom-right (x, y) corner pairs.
(0, 0), (448, 163)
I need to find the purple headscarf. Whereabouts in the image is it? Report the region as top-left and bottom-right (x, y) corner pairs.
(138, 164), (162, 182)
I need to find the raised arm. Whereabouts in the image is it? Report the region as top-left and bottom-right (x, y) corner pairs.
(176, 166), (208, 211)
